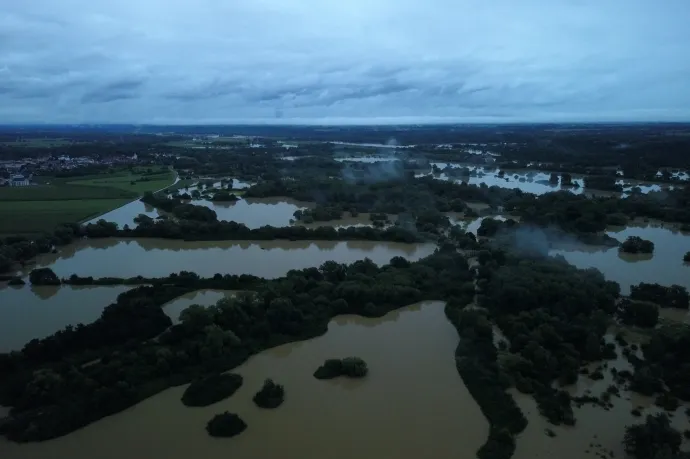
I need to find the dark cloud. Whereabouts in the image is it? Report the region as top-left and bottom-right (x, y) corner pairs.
(0, 0), (688, 123)
(81, 79), (145, 103)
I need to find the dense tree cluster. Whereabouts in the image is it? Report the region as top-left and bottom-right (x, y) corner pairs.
(28, 267), (60, 286)
(252, 379), (285, 408)
(478, 254), (620, 426)
(685, 252), (690, 263)
(617, 299), (659, 328)
(624, 414), (682, 459)
(584, 175), (623, 192)
(313, 357), (368, 379)
(636, 324), (690, 400)
(181, 373), (243, 407)
(445, 306), (526, 459)
(206, 412), (247, 438)
(119, 216), (423, 244)
(630, 283), (689, 309)
(620, 236), (655, 254)
(211, 191), (239, 202)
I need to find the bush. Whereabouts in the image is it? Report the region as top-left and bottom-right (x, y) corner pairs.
(181, 373), (243, 407)
(7, 277), (25, 286)
(206, 412), (247, 438)
(252, 379), (285, 408)
(313, 357), (368, 379)
(684, 252), (690, 263)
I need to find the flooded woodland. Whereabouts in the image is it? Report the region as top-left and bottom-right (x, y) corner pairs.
(3, 132), (690, 459)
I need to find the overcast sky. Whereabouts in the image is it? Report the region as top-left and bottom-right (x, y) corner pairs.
(2, 0), (689, 124)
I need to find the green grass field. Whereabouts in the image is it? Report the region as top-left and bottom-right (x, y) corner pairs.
(0, 199), (132, 237)
(0, 168), (175, 236)
(67, 169), (175, 194)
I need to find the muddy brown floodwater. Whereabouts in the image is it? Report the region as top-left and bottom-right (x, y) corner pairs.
(0, 285), (132, 352)
(0, 301), (488, 459)
(22, 239), (437, 279)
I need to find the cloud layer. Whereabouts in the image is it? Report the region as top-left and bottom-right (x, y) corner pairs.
(2, 0), (690, 124)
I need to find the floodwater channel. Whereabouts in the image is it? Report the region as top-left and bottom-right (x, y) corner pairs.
(21, 238), (437, 279)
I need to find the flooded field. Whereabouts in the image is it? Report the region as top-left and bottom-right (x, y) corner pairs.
(23, 238), (437, 279)
(551, 224), (690, 294)
(0, 301), (488, 459)
(192, 197), (313, 228)
(0, 285), (131, 352)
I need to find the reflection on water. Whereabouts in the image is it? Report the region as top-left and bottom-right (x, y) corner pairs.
(26, 239), (437, 279)
(192, 197), (314, 228)
(0, 301), (488, 459)
(0, 285), (131, 352)
(551, 224), (690, 294)
(163, 289), (239, 324)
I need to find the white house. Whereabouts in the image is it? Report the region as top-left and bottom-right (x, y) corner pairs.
(10, 174), (30, 186)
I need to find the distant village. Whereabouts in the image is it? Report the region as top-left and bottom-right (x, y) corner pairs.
(0, 153), (142, 187)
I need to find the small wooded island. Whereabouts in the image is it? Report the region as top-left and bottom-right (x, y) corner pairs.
(253, 379), (285, 408)
(620, 236), (655, 254)
(206, 412), (247, 438)
(313, 357), (369, 379)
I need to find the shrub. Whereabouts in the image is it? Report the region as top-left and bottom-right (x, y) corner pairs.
(206, 412), (247, 438)
(182, 373), (243, 407)
(253, 379), (285, 409)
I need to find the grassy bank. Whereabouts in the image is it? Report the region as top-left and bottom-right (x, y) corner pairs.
(0, 168), (175, 236)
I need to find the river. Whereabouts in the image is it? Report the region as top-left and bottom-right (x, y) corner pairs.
(0, 301), (489, 459)
(22, 238), (437, 279)
(0, 285), (132, 352)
